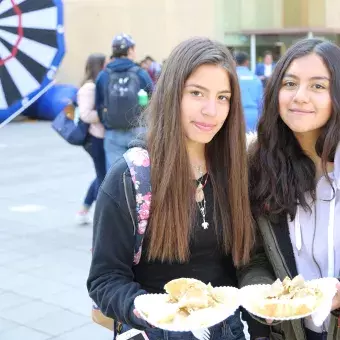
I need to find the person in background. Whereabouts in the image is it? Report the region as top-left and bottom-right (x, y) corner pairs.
(255, 51), (275, 86)
(95, 33), (153, 171)
(235, 51), (263, 132)
(240, 38), (340, 340)
(144, 55), (161, 85)
(140, 59), (149, 71)
(76, 53), (106, 224)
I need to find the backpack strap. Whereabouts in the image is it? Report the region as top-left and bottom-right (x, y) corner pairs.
(103, 67), (112, 117)
(123, 147), (151, 265)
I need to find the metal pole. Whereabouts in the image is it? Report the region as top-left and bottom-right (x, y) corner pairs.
(307, 32), (314, 39)
(250, 34), (256, 73)
(0, 80), (56, 129)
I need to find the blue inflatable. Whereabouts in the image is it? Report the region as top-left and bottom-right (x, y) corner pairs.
(0, 110), (10, 124)
(24, 84), (78, 121)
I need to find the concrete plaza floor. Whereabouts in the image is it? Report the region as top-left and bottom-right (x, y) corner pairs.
(0, 121), (112, 340)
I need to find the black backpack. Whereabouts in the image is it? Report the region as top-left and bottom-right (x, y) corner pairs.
(102, 66), (141, 130)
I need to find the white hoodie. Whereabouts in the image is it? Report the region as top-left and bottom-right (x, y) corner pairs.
(288, 143), (340, 333)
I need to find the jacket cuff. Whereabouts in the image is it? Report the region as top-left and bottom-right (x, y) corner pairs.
(127, 305), (152, 330)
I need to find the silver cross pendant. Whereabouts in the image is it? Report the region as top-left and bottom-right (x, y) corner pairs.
(202, 221), (209, 229)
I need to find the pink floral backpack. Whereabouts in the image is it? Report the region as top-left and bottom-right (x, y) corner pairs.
(92, 147), (151, 331)
(123, 147), (152, 265)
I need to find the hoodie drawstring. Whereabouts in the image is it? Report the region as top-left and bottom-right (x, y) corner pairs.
(294, 185), (336, 278)
(295, 206), (302, 252)
(328, 195), (335, 277)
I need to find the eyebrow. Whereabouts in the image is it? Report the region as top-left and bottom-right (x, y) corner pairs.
(283, 73), (330, 81)
(185, 83), (231, 93)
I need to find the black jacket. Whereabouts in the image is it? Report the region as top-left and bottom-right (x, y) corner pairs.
(87, 143), (150, 329)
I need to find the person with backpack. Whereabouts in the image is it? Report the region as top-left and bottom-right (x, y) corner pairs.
(95, 33), (153, 171)
(87, 37), (269, 340)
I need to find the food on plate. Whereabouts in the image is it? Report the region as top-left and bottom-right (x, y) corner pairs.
(138, 278), (237, 327)
(165, 278), (218, 311)
(143, 302), (179, 324)
(252, 275), (323, 318)
(164, 278), (207, 302)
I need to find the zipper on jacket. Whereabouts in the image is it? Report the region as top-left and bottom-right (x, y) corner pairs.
(268, 221), (293, 279)
(264, 220), (307, 340)
(123, 172), (136, 236)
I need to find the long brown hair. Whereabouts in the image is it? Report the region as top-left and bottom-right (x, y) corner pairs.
(144, 37), (254, 267)
(81, 53), (106, 85)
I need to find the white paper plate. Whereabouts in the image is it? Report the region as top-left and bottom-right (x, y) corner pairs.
(134, 286), (240, 331)
(240, 278), (337, 321)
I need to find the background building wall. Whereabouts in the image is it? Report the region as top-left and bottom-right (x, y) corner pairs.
(224, 0), (340, 62)
(308, 0), (326, 27)
(57, 0), (340, 85)
(224, 0), (283, 33)
(283, 0), (306, 27)
(57, 0), (221, 85)
(224, 0), (340, 34)
(325, 0), (340, 29)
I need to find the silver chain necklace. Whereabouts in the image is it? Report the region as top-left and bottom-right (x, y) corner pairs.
(194, 166), (209, 230)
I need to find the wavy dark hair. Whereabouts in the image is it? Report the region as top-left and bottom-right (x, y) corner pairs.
(144, 37), (254, 266)
(249, 38), (340, 220)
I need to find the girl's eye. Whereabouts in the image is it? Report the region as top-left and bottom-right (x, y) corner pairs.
(312, 83), (326, 90)
(191, 91), (202, 97)
(218, 95), (229, 101)
(283, 81), (296, 87)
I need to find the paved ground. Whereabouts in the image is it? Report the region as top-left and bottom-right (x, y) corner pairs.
(0, 121), (112, 340)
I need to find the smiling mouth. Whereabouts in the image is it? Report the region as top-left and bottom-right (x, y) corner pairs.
(289, 109), (315, 114)
(193, 122), (216, 131)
